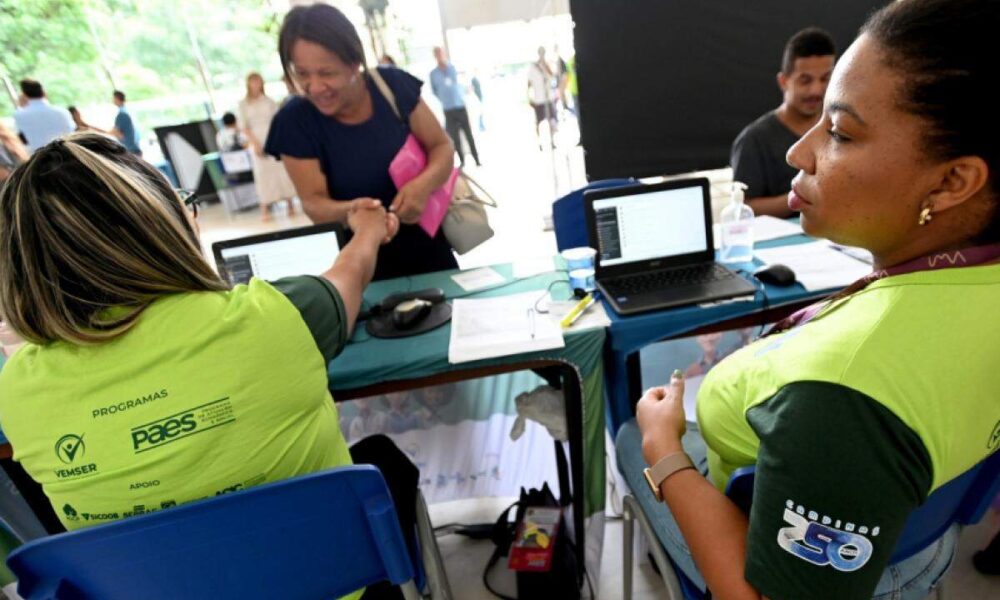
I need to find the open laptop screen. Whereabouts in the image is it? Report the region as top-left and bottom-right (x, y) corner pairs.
(213, 224), (343, 285)
(591, 184), (708, 268)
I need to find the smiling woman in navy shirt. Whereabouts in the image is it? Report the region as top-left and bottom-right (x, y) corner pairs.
(266, 3), (458, 281)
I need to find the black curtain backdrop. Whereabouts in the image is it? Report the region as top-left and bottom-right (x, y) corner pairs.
(570, 0), (885, 181)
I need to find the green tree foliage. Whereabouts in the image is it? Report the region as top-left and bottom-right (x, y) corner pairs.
(0, 0), (285, 119)
(0, 0), (102, 112)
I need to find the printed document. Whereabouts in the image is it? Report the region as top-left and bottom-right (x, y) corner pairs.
(449, 292), (565, 364)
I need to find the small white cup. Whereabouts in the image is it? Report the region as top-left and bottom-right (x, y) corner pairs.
(561, 247), (597, 271)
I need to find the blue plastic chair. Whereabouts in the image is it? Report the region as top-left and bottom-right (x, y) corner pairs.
(6, 465), (425, 600)
(552, 179), (635, 251)
(616, 419), (1000, 600)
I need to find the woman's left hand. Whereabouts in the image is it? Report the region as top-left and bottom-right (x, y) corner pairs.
(390, 179), (432, 225)
(636, 371), (687, 465)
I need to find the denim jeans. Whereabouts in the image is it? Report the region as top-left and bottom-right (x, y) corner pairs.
(616, 419), (957, 598)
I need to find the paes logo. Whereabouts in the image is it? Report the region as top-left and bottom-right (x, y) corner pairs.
(131, 413), (197, 452)
(63, 503), (79, 521)
(54, 434), (85, 464)
(777, 501), (877, 572)
(129, 398), (235, 453)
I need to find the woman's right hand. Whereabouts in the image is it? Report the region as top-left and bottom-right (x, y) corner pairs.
(348, 199), (399, 245)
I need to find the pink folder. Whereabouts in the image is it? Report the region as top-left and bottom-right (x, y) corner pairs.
(388, 134), (459, 238)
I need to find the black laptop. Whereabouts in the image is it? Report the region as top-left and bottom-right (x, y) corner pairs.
(211, 223), (346, 285)
(584, 178), (756, 316)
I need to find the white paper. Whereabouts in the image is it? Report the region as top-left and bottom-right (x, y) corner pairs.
(512, 257), (556, 279)
(450, 267), (506, 292)
(755, 241), (871, 291)
(682, 374), (705, 423)
(448, 291), (565, 364)
(713, 216), (804, 249)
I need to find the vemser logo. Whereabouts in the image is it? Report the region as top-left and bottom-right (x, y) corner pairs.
(54, 434), (85, 464)
(53, 434), (99, 479)
(989, 419), (1000, 450)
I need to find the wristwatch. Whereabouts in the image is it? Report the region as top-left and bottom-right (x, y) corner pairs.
(643, 451), (695, 502)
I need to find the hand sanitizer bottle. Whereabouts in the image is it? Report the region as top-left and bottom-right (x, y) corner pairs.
(719, 182), (754, 263)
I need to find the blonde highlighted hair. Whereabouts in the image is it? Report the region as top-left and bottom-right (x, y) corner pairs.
(0, 132), (227, 345)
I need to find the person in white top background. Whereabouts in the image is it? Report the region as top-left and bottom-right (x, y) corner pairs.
(239, 72), (298, 221)
(527, 46), (559, 150)
(12, 79), (74, 153)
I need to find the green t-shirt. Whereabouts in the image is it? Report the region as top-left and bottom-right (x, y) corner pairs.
(0, 276), (352, 532)
(696, 264), (1000, 599)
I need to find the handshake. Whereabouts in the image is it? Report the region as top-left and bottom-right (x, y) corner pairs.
(347, 198), (400, 245)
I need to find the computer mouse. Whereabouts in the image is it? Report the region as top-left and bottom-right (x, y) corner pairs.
(753, 264), (796, 286)
(392, 298), (433, 330)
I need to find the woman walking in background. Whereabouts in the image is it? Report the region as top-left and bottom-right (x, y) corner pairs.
(239, 72), (297, 221)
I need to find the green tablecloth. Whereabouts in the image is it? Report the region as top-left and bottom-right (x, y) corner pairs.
(329, 263), (607, 577)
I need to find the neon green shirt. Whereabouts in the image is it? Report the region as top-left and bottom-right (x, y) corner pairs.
(0, 277), (353, 531)
(696, 264), (1000, 599)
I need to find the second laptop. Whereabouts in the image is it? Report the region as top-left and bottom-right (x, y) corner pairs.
(584, 178), (757, 316)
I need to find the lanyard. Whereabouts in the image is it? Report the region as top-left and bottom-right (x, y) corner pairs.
(764, 243), (1000, 337)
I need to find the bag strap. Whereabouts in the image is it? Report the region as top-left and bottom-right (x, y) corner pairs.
(368, 68), (403, 122)
(484, 499), (522, 600)
(459, 171), (498, 207)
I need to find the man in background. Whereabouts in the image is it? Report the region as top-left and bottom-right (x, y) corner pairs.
(730, 28), (836, 217)
(12, 79), (74, 153)
(111, 90), (142, 156)
(527, 46), (558, 150)
(430, 46), (481, 168)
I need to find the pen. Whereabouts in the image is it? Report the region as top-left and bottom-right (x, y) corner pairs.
(560, 293), (595, 329)
(528, 308), (536, 339)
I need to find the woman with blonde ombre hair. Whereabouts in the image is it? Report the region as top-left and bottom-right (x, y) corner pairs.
(0, 133), (410, 577)
(239, 71), (297, 221)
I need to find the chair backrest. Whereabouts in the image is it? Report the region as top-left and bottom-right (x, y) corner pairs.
(552, 179), (635, 251)
(891, 449), (1000, 562)
(6, 465), (416, 600)
(725, 450), (1000, 565)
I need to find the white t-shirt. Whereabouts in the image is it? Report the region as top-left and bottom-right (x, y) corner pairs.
(528, 62), (557, 104)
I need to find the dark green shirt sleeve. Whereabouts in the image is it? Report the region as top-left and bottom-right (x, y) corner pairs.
(270, 275), (349, 363)
(743, 381), (933, 600)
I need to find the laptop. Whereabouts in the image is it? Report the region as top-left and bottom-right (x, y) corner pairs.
(211, 223), (346, 286)
(584, 178), (756, 316)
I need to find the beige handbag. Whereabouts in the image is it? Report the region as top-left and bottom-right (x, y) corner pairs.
(370, 68), (497, 254)
(443, 171), (497, 254)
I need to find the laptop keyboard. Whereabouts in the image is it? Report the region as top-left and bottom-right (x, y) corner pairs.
(603, 263), (735, 296)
